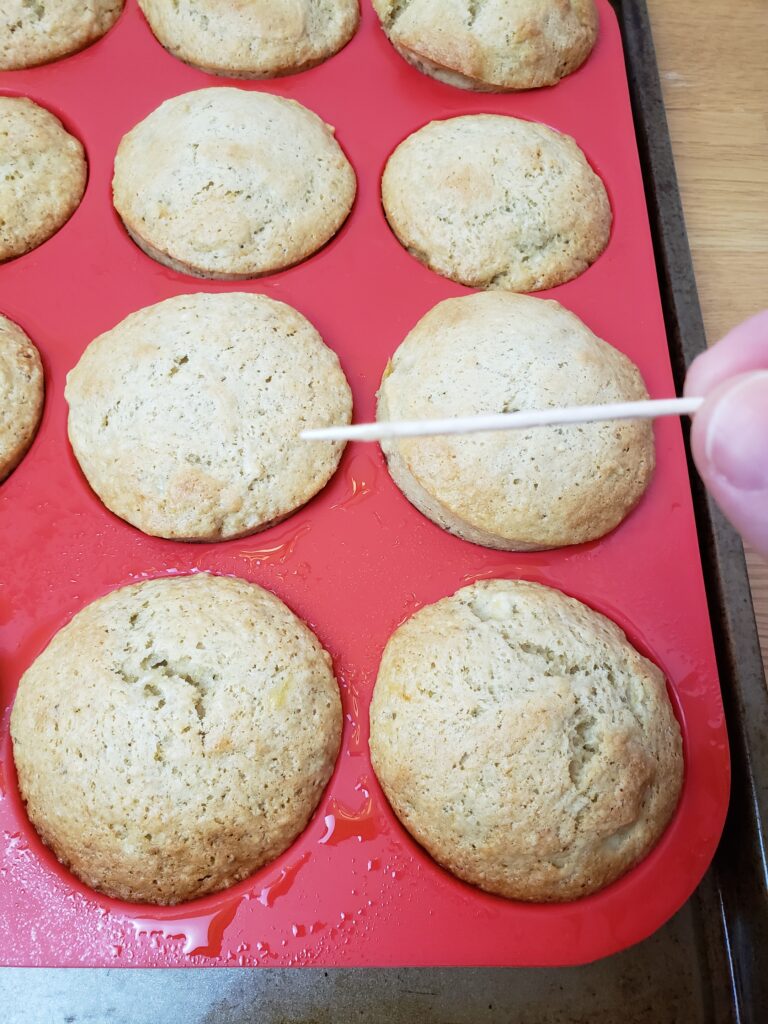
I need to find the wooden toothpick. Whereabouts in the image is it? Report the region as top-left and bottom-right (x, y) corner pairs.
(301, 397), (704, 443)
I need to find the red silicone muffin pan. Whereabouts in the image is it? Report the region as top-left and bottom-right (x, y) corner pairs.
(0, 0), (730, 967)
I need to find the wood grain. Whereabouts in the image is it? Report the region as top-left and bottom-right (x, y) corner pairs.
(646, 0), (768, 677)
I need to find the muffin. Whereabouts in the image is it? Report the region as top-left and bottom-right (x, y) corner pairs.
(0, 0), (123, 70)
(381, 114), (611, 291)
(372, 0), (597, 91)
(112, 87), (356, 279)
(0, 314), (44, 482)
(65, 292), (352, 541)
(377, 293), (654, 550)
(11, 573), (342, 905)
(370, 579), (683, 901)
(138, 0), (359, 78)
(0, 97), (87, 262)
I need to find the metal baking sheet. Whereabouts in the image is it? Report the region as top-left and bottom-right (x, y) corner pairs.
(1, 0), (766, 1016)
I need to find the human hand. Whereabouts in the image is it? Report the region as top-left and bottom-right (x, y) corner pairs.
(684, 310), (768, 557)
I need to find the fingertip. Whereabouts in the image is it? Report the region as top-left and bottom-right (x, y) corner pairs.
(691, 372), (768, 556)
(685, 309), (768, 398)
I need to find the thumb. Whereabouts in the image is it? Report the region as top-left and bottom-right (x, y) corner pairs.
(690, 371), (768, 557)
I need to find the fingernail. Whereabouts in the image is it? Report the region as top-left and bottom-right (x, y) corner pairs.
(704, 372), (768, 491)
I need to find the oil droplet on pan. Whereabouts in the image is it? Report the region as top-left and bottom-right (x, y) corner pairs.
(462, 566), (510, 585)
(331, 455), (378, 511)
(239, 522), (311, 568)
(129, 898), (240, 957)
(318, 785), (380, 846)
(257, 851), (310, 907)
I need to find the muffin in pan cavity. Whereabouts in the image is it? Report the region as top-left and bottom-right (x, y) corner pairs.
(381, 113), (611, 292)
(377, 292), (654, 551)
(370, 579), (683, 902)
(0, 0), (123, 70)
(65, 292), (352, 541)
(0, 314), (44, 483)
(372, 0), (597, 91)
(138, 0), (359, 79)
(0, 97), (87, 263)
(112, 87), (356, 279)
(11, 573), (342, 906)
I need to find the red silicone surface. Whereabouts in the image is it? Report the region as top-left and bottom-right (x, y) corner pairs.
(0, 0), (730, 968)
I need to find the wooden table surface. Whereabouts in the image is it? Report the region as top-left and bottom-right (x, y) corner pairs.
(646, 0), (768, 676)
